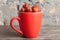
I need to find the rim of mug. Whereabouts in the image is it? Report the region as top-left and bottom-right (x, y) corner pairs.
(19, 11), (43, 14)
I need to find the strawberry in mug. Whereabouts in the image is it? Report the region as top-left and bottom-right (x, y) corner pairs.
(10, 3), (42, 38)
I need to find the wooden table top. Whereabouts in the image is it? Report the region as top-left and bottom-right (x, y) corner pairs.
(0, 25), (60, 40)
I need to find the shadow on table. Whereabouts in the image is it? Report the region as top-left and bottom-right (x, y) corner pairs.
(0, 25), (22, 38)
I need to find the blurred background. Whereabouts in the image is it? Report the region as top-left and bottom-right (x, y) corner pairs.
(0, 0), (60, 26)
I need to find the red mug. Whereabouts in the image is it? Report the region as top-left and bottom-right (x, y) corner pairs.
(10, 12), (42, 38)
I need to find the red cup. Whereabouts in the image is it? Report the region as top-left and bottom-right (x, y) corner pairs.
(10, 12), (42, 38)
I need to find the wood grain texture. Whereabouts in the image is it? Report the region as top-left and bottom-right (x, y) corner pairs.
(0, 25), (60, 40)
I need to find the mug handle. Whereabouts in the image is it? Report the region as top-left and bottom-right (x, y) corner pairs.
(10, 16), (23, 35)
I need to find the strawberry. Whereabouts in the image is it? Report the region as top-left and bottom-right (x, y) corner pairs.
(23, 3), (29, 9)
(20, 8), (25, 12)
(32, 4), (40, 12)
(25, 8), (32, 12)
(25, 5), (32, 12)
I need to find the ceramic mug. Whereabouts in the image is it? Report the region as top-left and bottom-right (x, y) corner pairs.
(10, 12), (42, 38)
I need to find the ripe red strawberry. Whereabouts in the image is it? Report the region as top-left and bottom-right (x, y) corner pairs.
(32, 4), (40, 12)
(23, 3), (28, 9)
(20, 8), (25, 12)
(25, 5), (32, 12)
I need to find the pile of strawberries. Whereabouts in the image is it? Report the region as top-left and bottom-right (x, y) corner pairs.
(20, 3), (41, 12)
